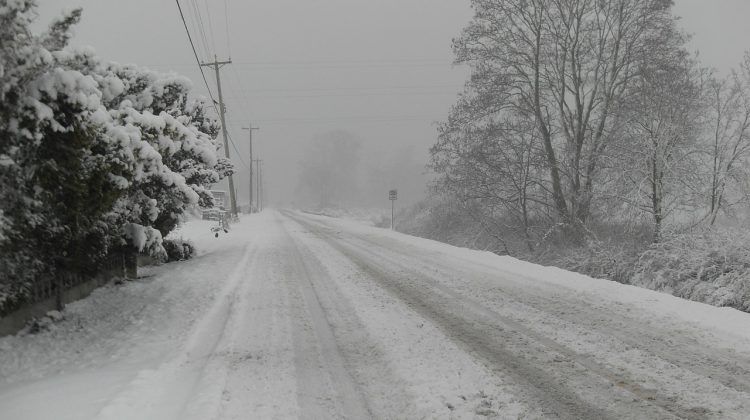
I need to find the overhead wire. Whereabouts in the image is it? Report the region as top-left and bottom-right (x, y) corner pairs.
(181, 0), (250, 203)
(229, 65), (254, 118)
(142, 59), (459, 70)
(227, 131), (250, 170)
(189, 0), (212, 60)
(202, 0), (218, 56)
(175, 0), (219, 114)
(223, 0), (231, 57)
(227, 83), (463, 93)
(228, 115), (439, 125)
(184, 2), (205, 59)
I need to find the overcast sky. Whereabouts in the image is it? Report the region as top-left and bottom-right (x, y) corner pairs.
(35, 0), (750, 207)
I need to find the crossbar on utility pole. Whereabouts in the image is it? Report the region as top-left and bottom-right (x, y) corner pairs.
(242, 125), (259, 212)
(200, 56), (237, 216)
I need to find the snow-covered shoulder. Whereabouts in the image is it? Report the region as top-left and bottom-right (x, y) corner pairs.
(297, 210), (750, 350)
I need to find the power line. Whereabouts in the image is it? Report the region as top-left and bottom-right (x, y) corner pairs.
(189, 0), (211, 60)
(224, 91), (460, 100)
(223, 0), (231, 57)
(175, 0), (219, 115)
(178, 0), (250, 216)
(227, 131), (249, 170)
(234, 58), (454, 65)
(215, 83), (464, 95)
(228, 115), (439, 125)
(140, 58), (462, 69)
(229, 65), (254, 116)
(202, 0), (218, 56)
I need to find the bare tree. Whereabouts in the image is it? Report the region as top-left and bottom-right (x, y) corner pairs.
(705, 53), (750, 225)
(432, 112), (546, 253)
(617, 42), (703, 241)
(447, 0), (684, 230)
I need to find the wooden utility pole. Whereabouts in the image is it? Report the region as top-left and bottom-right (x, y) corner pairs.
(242, 125), (259, 212)
(200, 56), (237, 216)
(254, 159), (263, 211)
(389, 189), (398, 230)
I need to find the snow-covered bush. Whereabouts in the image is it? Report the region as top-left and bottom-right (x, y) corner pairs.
(162, 238), (196, 262)
(631, 230), (750, 311)
(542, 239), (638, 285)
(397, 197), (515, 255)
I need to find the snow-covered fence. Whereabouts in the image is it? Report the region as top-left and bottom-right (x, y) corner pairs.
(0, 253), (130, 336)
(27, 255), (125, 307)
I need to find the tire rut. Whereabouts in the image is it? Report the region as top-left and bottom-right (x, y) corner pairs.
(277, 215), (373, 419)
(286, 211), (715, 420)
(343, 225), (750, 397)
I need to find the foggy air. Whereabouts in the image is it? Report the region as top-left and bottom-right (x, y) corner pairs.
(3, 1), (750, 419)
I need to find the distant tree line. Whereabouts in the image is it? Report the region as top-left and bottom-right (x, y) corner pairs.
(0, 1), (232, 311)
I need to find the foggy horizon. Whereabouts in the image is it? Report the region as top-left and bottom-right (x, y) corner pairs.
(34, 0), (750, 209)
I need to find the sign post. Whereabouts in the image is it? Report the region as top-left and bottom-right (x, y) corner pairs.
(389, 189), (397, 230)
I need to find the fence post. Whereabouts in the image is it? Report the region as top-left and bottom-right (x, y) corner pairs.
(55, 274), (63, 311)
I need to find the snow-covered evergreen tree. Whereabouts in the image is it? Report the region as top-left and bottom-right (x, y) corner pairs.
(0, 0), (232, 309)
(0, 3), (129, 297)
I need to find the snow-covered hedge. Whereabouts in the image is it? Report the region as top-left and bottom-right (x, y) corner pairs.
(0, 1), (231, 310)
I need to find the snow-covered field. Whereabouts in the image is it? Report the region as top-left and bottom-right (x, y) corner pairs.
(1, 210), (750, 419)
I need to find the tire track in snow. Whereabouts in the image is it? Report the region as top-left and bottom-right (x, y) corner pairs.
(287, 211), (710, 420)
(313, 216), (750, 413)
(280, 214), (419, 419)
(277, 214), (373, 419)
(95, 241), (258, 420)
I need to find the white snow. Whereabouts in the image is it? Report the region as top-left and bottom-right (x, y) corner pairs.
(1, 210), (749, 419)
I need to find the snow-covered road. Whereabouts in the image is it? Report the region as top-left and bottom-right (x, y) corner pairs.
(2, 210), (750, 419)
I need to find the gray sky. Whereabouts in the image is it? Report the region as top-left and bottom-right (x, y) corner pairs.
(36, 0), (750, 207)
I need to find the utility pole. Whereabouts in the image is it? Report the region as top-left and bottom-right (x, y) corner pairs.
(254, 159), (263, 211)
(389, 189), (398, 230)
(200, 55), (237, 216)
(242, 125), (259, 212)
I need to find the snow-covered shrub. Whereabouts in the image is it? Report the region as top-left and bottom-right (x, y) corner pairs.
(631, 230), (750, 311)
(162, 238), (196, 262)
(0, 1), (231, 309)
(397, 197), (515, 255)
(20, 310), (64, 335)
(543, 239), (638, 285)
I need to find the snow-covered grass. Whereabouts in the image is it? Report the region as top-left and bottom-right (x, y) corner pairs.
(301, 206), (390, 227)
